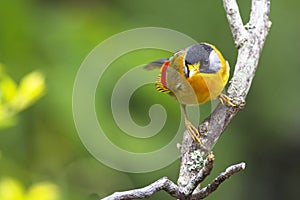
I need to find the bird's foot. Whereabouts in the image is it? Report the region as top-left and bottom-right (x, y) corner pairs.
(219, 93), (236, 107)
(185, 120), (202, 145)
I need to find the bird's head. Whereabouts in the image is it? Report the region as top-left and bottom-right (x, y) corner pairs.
(183, 43), (223, 78)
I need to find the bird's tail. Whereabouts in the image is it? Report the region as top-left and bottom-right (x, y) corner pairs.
(143, 58), (169, 70)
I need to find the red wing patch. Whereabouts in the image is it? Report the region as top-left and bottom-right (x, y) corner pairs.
(155, 61), (171, 93)
(160, 61), (169, 88)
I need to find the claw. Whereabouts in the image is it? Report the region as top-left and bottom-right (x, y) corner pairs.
(185, 120), (202, 144)
(181, 104), (202, 144)
(219, 93), (236, 107)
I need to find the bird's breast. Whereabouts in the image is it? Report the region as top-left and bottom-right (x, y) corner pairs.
(165, 69), (228, 105)
(187, 72), (226, 104)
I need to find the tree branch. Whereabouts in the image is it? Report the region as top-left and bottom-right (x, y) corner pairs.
(101, 0), (271, 199)
(191, 162), (246, 200)
(223, 0), (248, 48)
(102, 154), (246, 200)
(102, 177), (179, 200)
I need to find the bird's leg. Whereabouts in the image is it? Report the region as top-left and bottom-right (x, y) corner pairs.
(219, 93), (236, 107)
(181, 104), (202, 144)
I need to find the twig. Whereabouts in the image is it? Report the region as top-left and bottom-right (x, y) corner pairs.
(102, 177), (179, 200)
(191, 162), (246, 199)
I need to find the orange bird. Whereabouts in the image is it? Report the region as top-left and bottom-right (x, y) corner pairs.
(145, 43), (234, 144)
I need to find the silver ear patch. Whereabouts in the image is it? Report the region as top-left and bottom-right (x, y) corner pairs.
(208, 50), (221, 72)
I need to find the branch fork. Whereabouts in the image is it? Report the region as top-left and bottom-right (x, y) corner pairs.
(103, 152), (246, 200)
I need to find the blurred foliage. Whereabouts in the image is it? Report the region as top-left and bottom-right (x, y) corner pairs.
(0, 0), (299, 200)
(0, 66), (45, 128)
(0, 177), (60, 200)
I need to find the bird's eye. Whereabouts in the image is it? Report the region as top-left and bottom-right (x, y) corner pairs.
(202, 59), (209, 67)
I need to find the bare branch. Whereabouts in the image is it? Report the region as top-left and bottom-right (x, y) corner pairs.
(223, 0), (248, 48)
(101, 160), (246, 200)
(102, 177), (179, 200)
(101, 155), (246, 200)
(191, 162), (246, 200)
(249, 0), (272, 49)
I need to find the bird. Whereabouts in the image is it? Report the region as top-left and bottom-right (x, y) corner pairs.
(145, 43), (234, 144)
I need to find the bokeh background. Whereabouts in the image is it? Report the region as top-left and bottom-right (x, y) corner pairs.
(0, 0), (299, 199)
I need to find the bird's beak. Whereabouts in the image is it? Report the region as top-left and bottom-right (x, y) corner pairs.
(188, 62), (200, 77)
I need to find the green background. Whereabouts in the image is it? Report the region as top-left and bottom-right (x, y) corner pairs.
(0, 0), (299, 199)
